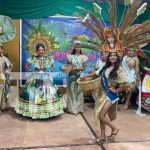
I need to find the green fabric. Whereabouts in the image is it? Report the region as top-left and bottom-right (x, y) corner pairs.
(0, 0), (149, 24)
(0, 15), (16, 43)
(0, 0), (149, 56)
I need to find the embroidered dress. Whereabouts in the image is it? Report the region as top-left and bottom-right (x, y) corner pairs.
(0, 55), (12, 111)
(122, 56), (136, 83)
(15, 56), (64, 119)
(66, 54), (88, 114)
(122, 55), (138, 92)
(94, 67), (128, 122)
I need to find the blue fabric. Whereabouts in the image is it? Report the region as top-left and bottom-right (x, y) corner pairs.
(101, 70), (118, 102)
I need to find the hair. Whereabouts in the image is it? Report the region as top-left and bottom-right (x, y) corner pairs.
(36, 43), (45, 51)
(71, 48), (82, 55)
(100, 52), (120, 79)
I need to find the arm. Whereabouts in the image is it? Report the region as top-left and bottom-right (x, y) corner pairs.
(80, 72), (97, 80)
(66, 54), (72, 64)
(109, 84), (130, 93)
(135, 57), (141, 82)
(25, 62), (32, 72)
(143, 67), (150, 72)
(109, 66), (130, 93)
(50, 63), (55, 72)
(80, 68), (101, 80)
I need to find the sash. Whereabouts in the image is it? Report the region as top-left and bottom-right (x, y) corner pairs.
(101, 70), (118, 101)
(72, 55), (82, 68)
(122, 56), (136, 83)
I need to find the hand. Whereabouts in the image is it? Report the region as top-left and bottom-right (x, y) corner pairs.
(73, 67), (84, 71)
(80, 76), (86, 80)
(88, 70), (94, 74)
(108, 87), (118, 93)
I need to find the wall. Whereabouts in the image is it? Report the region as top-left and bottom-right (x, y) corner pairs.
(3, 20), (20, 72)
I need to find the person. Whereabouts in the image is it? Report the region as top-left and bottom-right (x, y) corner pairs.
(122, 48), (140, 109)
(91, 52), (106, 101)
(102, 28), (124, 58)
(66, 47), (88, 115)
(0, 44), (13, 113)
(15, 43), (64, 119)
(80, 52), (129, 142)
(95, 52), (106, 71)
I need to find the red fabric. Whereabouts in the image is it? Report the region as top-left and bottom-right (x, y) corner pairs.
(137, 49), (147, 59)
(141, 92), (150, 97)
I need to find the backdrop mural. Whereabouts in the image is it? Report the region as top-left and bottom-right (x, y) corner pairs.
(20, 16), (102, 86)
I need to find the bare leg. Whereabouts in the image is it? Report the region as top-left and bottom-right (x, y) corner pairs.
(99, 101), (119, 142)
(95, 120), (106, 143)
(124, 91), (132, 109)
(100, 120), (106, 137)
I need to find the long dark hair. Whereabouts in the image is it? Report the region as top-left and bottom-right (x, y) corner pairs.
(100, 52), (120, 79)
(71, 48), (82, 55)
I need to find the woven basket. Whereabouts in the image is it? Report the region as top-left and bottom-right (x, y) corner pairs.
(77, 77), (101, 91)
(60, 64), (73, 73)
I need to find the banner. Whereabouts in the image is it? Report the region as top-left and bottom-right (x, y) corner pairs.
(20, 16), (101, 86)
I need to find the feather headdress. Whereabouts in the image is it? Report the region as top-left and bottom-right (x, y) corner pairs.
(73, 0), (150, 57)
(23, 20), (59, 56)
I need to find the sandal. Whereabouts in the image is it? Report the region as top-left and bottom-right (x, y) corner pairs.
(95, 137), (106, 143)
(107, 129), (119, 142)
(124, 105), (129, 110)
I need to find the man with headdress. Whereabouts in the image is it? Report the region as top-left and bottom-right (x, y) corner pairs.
(102, 27), (124, 59)
(122, 47), (140, 109)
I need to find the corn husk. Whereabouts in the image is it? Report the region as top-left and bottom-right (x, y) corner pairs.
(93, 3), (102, 14)
(124, 0), (133, 6)
(110, 0), (116, 31)
(74, 42), (103, 51)
(76, 6), (104, 33)
(119, 0), (142, 39)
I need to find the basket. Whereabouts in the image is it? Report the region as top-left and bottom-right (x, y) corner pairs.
(60, 64), (73, 73)
(77, 77), (101, 91)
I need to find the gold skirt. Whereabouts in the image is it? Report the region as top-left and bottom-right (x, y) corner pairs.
(94, 88), (118, 124)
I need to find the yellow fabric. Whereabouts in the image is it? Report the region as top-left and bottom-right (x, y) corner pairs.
(94, 89), (117, 123)
(95, 68), (101, 76)
(146, 76), (150, 90)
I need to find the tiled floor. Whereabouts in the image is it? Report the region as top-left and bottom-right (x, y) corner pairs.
(0, 102), (150, 150)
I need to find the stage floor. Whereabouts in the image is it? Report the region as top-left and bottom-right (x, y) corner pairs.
(0, 103), (150, 150)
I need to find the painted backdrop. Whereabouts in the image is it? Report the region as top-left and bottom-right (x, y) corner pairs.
(20, 16), (102, 86)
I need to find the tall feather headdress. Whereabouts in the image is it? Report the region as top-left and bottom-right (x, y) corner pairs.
(73, 0), (150, 57)
(23, 20), (59, 56)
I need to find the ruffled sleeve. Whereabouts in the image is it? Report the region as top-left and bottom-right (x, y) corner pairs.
(80, 55), (88, 63)
(66, 54), (72, 63)
(50, 56), (54, 65)
(26, 56), (36, 64)
(95, 68), (101, 76)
